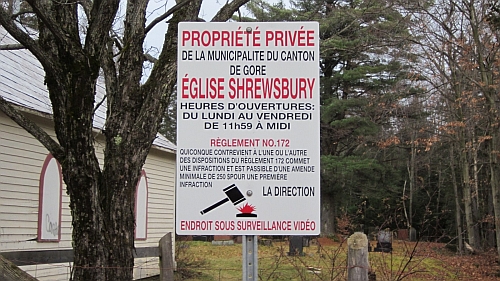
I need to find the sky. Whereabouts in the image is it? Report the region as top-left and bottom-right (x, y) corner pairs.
(144, 0), (256, 53)
(143, 0), (286, 50)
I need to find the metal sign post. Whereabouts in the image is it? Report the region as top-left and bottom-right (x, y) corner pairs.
(242, 235), (258, 281)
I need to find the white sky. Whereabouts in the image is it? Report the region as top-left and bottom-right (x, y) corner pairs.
(144, 0), (257, 52)
(143, 0), (286, 50)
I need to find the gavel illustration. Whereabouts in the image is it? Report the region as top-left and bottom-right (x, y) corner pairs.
(200, 184), (246, 215)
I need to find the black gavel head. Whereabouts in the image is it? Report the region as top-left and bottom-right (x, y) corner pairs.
(223, 184), (246, 206)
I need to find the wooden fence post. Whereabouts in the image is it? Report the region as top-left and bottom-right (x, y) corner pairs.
(159, 233), (174, 281)
(0, 255), (38, 281)
(347, 232), (369, 281)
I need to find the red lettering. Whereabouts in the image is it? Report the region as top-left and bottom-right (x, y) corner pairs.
(212, 30), (220, 44)
(273, 78), (281, 97)
(181, 29), (262, 47)
(208, 78), (217, 98)
(221, 30), (231, 46)
(217, 78), (225, 98)
(289, 30), (297, 46)
(181, 76), (189, 98)
(307, 78), (315, 98)
(201, 30), (211, 46)
(275, 30), (284, 46)
(281, 78), (289, 99)
(294, 78), (307, 99)
(180, 77), (225, 99)
(265, 28), (315, 47)
(180, 220), (213, 231)
(253, 30), (261, 46)
(191, 30), (200, 46)
(182, 28), (314, 47)
(262, 78), (273, 99)
(307, 30), (314, 46)
(245, 78), (253, 97)
(190, 78), (199, 98)
(297, 29), (305, 46)
(293, 220), (316, 231)
(182, 31), (190, 46)
(235, 30), (243, 46)
(254, 78), (262, 98)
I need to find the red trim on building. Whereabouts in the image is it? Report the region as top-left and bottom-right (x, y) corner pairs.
(135, 169), (149, 240)
(37, 154), (63, 242)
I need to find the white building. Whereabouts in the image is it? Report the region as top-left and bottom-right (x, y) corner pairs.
(0, 27), (176, 280)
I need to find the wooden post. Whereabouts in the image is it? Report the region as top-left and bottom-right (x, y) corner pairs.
(0, 255), (39, 281)
(347, 232), (369, 281)
(159, 233), (174, 281)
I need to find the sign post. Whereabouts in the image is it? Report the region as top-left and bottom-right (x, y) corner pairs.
(176, 22), (320, 279)
(242, 235), (258, 280)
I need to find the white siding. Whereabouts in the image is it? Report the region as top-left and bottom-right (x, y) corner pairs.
(133, 257), (161, 280)
(21, 263), (73, 281)
(0, 111), (176, 280)
(0, 112), (69, 248)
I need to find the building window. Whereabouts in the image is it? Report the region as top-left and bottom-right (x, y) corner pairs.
(135, 170), (148, 240)
(38, 154), (62, 241)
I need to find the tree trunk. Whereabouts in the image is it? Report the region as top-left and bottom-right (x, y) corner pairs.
(450, 145), (464, 253)
(0, 0), (245, 280)
(471, 133), (482, 249)
(460, 136), (476, 249)
(466, 0), (500, 259)
(45, 76), (112, 280)
(488, 127), (500, 260)
(321, 193), (336, 235)
(409, 129), (416, 228)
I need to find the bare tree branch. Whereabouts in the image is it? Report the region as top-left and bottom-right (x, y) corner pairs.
(25, 0), (81, 49)
(145, 0), (194, 34)
(85, 0), (120, 57)
(0, 7), (56, 73)
(0, 95), (65, 162)
(144, 53), (158, 63)
(12, 9), (34, 19)
(211, 0), (250, 22)
(0, 43), (25, 50)
(79, 0), (93, 19)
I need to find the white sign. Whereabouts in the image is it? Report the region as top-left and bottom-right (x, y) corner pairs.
(176, 22), (320, 235)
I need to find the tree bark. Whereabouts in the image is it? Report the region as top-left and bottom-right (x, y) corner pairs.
(450, 144), (464, 253)
(467, 0), (500, 257)
(409, 128), (416, 228)
(0, 0), (249, 280)
(460, 134), (476, 249)
(320, 193), (336, 235)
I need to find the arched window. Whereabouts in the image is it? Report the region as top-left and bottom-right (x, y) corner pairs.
(37, 154), (62, 241)
(135, 170), (148, 240)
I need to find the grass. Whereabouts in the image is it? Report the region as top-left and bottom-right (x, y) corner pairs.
(172, 238), (468, 281)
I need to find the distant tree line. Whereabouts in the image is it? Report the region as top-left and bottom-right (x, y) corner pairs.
(242, 0), (500, 258)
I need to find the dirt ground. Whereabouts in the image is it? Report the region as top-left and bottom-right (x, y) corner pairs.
(408, 241), (500, 280)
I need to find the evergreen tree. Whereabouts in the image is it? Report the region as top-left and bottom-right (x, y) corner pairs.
(245, 0), (418, 234)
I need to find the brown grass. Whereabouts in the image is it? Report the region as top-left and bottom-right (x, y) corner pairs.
(149, 237), (500, 281)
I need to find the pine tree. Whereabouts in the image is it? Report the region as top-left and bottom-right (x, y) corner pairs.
(245, 0), (418, 233)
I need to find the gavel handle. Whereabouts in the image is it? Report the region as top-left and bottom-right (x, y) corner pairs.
(200, 197), (229, 215)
